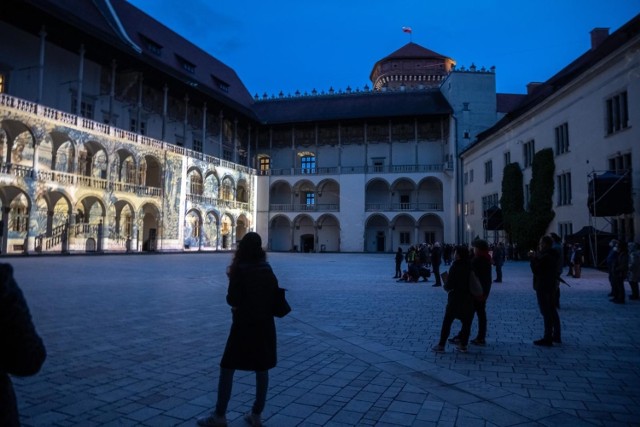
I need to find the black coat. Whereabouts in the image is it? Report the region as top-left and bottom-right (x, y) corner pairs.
(0, 264), (47, 427)
(443, 259), (474, 320)
(220, 262), (278, 371)
(530, 248), (558, 293)
(472, 255), (493, 296)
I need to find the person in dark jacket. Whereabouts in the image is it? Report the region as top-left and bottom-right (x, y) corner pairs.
(529, 235), (561, 346)
(394, 247), (403, 278)
(432, 245), (475, 353)
(198, 232), (280, 427)
(492, 242), (505, 282)
(611, 240), (629, 304)
(431, 242), (443, 287)
(1, 263), (47, 427)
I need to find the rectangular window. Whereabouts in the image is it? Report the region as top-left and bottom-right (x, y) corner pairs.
(305, 192), (315, 205)
(175, 135), (184, 147)
(470, 201), (475, 215)
(400, 195), (410, 210)
(555, 123), (569, 155)
(223, 149), (232, 161)
(469, 169), (474, 183)
(504, 151), (511, 166)
(608, 152), (632, 174)
(484, 160), (493, 183)
(558, 222), (573, 239)
(193, 139), (202, 153)
(524, 184), (531, 210)
(129, 118), (146, 135)
(606, 91), (629, 135)
(259, 157), (271, 172)
(464, 171), (468, 185)
(399, 232), (410, 245)
(464, 202), (469, 216)
(0, 73), (5, 93)
(523, 139), (535, 168)
(72, 97), (94, 119)
(556, 172), (572, 206)
(301, 155), (316, 174)
(481, 193), (500, 213)
(372, 157), (385, 172)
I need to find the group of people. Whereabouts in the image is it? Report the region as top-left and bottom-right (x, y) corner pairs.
(606, 239), (640, 304)
(394, 243), (443, 285)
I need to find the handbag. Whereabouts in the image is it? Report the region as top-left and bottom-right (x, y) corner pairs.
(469, 270), (484, 298)
(273, 287), (291, 318)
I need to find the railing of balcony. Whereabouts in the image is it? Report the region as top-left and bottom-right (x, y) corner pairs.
(186, 194), (249, 210)
(263, 163), (446, 176)
(365, 202), (442, 211)
(0, 93), (255, 175)
(269, 203), (339, 212)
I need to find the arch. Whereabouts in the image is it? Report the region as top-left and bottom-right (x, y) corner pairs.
(202, 210), (220, 249)
(204, 170), (220, 197)
(142, 154), (162, 188)
(115, 148), (137, 183)
(293, 214), (315, 252)
(317, 178), (340, 209)
(79, 140), (108, 179)
(316, 213), (340, 252)
(236, 178), (249, 203)
(269, 214), (292, 251)
(184, 208), (203, 249)
(417, 213), (445, 245)
(33, 191), (72, 246)
(141, 202), (160, 251)
(50, 131), (77, 173)
(292, 179), (316, 206)
(220, 175), (235, 201)
(75, 195), (106, 224)
(417, 176), (444, 211)
(391, 178), (417, 210)
(113, 199), (136, 239)
(220, 212), (234, 249)
(269, 180), (292, 205)
(0, 119), (35, 165)
(236, 213), (249, 243)
(364, 213), (390, 252)
(365, 178), (391, 210)
(187, 168), (204, 195)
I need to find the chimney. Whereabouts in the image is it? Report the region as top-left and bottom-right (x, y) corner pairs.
(526, 82), (543, 95)
(590, 28), (609, 50)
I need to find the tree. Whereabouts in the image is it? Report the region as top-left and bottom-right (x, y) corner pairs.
(522, 148), (556, 250)
(500, 162), (524, 239)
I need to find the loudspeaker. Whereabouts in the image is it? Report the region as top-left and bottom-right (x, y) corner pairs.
(587, 171), (633, 217)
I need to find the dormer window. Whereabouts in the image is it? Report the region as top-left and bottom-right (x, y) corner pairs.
(140, 34), (162, 56)
(212, 76), (230, 93)
(176, 55), (196, 74)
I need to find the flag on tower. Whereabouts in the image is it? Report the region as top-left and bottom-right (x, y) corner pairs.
(402, 26), (412, 33)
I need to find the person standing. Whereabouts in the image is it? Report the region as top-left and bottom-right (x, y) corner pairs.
(432, 245), (475, 353)
(394, 247), (403, 278)
(1, 263), (47, 427)
(628, 242), (640, 300)
(549, 233), (563, 309)
(606, 239), (619, 298)
(198, 232), (280, 427)
(611, 241), (629, 304)
(431, 242), (443, 287)
(572, 244), (584, 278)
(492, 242), (505, 283)
(529, 235), (561, 346)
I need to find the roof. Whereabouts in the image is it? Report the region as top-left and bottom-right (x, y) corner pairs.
(381, 42), (451, 61)
(252, 89), (452, 124)
(496, 93), (526, 114)
(472, 13), (640, 147)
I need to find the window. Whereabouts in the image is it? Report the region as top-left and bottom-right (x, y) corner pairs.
(372, 157), (385, 172)
(558, 222), (573, 239)
(301, 155), (316, 174)
(523, 140), (535, 168)
(484, 160), (493, 183)
(177, 55), (196, 74)
(193, 139), (202, 153)
(305, 192), (315, 206)
(504, 151), (511, 166)
(469, 169), (474, 183)
(175, 135), (184, 147)
(555, 123), (569, 155)
(0, 73), (5, 93)
(608, 152), (632, 174)
(400, 195), (410, 210)
(464, 171), (468, 185)
(142, 36), (162, 56)
(259, 156), (271, 173)
(464, 202), (468, 216)
(190, 173), (203, 195)
(399, 232), (410, 245)
(212, 76), (230, 93)
(223, 149), (232, 162)
(470, 201), (475, 215)
(481, 193), (499, 214)
(129, 118), (146, 135)
(606, 91), (629, 135)
(71, 97), (94, 119)
(557, 172), (572, 206)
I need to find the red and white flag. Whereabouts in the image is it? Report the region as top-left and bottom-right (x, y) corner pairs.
(402, 26), (412, 33)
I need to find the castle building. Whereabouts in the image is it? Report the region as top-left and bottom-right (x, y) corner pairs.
(0, 0), (636, 255)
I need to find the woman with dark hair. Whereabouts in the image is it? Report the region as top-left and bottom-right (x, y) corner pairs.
(432, 245), (475, 353)
(198, 232), (280, 427)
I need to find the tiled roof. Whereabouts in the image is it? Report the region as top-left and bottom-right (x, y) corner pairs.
(473, 13), (640, 146)
(381, 42), (451, 61)
(252, 89), (452, 124)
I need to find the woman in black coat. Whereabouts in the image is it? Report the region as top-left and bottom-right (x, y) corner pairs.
(1, 264), (47, 427)
(432, 245), (475, 353)
(198, 232), (279, 427)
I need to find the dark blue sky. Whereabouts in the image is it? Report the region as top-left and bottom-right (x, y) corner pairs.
(128, 0), (639, 97)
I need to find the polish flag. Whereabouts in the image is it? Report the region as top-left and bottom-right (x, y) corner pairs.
(402, 26), (412, 33)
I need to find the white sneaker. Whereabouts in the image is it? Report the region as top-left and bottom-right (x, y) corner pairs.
(196, 412), (227, 427)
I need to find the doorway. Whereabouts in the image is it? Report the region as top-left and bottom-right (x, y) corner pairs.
(301, 234), (314, 252)
(376, 231), (385, 252)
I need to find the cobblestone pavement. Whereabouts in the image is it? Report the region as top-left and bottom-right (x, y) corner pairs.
(8, 252), (640, 426)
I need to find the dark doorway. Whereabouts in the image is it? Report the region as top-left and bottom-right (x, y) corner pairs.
(376, 231), (385, 252)
(301, 234), (314, 252)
